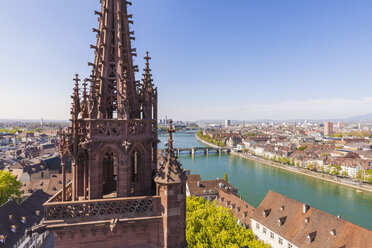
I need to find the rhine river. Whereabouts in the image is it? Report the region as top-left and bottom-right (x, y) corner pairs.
(159, 131), (372, 231)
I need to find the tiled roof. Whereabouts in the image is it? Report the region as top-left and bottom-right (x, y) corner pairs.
(0, 190), (49, 248)
(22, 173), (72, 196)
(251, 190), (372, 248)
(187, 179), (237, 196)
(216, 190), (255, 228)
(186, 174), (202, 182)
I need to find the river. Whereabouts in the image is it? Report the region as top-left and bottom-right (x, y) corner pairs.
(159, 131), (372, 230)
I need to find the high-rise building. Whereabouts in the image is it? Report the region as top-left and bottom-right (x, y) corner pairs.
(38, 1), (187, 247)
(324, 122), (334, 137)
(225, 120), (231, 128)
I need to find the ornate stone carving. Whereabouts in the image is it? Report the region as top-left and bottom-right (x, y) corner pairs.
(45, 197), (156, 221)
(138, 122), (146, 135)
(93, 121), (124, 137)
(121, 139), (133, 154)
(128, 121), (137, 134)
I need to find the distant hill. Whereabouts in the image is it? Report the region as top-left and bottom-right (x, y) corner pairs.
(344, 113), (372, 121)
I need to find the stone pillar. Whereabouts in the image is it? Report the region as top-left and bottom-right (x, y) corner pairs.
(62, 161), (66, 201)
(191, 148), (195, 156)
(84, 161), (88, 200)
(158, 183), (187, 248)
(72, 161), (77, 201)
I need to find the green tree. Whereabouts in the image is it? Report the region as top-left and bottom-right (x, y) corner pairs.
(365, 170), (372, 184)
(356, 170), (364, 182)
(297, 146), (307, 151)
(306, 161), (316, 171)
(223, 173), (229, 183)
(330, 165), (341, 176)
(186, 197), (269, 248)
(0, 171), (22, 206)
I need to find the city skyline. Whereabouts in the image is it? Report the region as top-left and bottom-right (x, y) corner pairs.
(1, 0), (372, 121)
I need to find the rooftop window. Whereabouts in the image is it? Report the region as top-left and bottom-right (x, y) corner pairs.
(20, 217), (26, 224)
(263, 209), (271, 218)
(307, 231), (317, 243)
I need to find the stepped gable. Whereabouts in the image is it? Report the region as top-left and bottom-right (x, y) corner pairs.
(251, 190), (372, 248)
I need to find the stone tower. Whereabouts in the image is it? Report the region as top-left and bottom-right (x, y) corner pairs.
(155, 120), (187, 248)
(39, 1), (187, 247)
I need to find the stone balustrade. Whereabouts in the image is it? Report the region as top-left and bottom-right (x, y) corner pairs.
(44, 195), (161, 222)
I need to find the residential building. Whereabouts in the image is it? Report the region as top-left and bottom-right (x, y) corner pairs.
(324, 122), (334, 137)
(0, 190), (52, 248)
(186, 177), (238, 201)
(251, 190), (372, 248)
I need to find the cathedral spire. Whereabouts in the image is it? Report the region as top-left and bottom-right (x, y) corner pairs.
(89, 0), (140, 119)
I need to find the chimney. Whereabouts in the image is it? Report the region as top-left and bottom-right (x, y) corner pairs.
(303, 204), (310, 214)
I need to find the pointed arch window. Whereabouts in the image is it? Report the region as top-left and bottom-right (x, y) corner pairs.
(102, 150), (118, 194)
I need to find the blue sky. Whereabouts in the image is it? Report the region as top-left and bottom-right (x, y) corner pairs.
(1, 0), (372, 121)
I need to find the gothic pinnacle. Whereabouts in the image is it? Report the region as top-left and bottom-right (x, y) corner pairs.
(167, 120), (176, 154)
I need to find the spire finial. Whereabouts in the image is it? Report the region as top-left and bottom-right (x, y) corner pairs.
(144, 51), (151, 70)
(73, 73), (80, 88)
(167, 119), (175, 153)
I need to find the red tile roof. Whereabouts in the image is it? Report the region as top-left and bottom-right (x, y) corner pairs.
(251, 190), (372, 248)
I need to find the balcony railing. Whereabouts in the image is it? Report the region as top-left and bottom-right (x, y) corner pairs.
(44, 195), (161, 222)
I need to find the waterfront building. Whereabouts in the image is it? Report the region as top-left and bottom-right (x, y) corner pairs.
(251, 191), (372, 248)
(37, 1), (187, 247)
(324, 122), (334, 137)
(0, 190), (51, 248)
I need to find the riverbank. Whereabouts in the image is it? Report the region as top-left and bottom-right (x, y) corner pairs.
(195, 135), (224, 149)
(196, 135), (372, 193)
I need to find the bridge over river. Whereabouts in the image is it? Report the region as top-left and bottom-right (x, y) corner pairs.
(158, 131), (372, 230)
(161, 147), (230, 156)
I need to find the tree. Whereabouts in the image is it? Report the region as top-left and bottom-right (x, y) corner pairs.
(0, 171), (22, 206)
(297, 146), (307, 151)
(186, 197), (269, 248)
(223, 173), (229, 183)
(306, 162), (316, 171)
(356, 170), (364, 182)
(330, 165), (341, 176)
(366, 170), (372, 183)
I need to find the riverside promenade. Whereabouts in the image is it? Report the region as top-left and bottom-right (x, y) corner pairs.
(196, 135), (372, 193)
